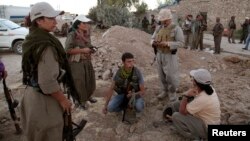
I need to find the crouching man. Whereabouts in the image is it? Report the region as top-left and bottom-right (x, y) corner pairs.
(102, 52), (145, 120)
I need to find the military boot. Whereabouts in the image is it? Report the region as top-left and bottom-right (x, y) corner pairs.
(168, 92), (177, 102)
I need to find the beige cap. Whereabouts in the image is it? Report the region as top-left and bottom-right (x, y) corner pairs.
(190, 69), (212, 85)
(158, 9), (172, 21)
(246, 17), (249, 20)
(30, 2), (64, 22)
(73, 15), (92, 23)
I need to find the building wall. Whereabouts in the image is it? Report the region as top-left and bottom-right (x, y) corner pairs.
(170, 0), (250, 30)
(0, 5), (30, 22)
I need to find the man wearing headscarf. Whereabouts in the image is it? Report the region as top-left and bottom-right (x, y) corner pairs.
(151, 9), (184, 102)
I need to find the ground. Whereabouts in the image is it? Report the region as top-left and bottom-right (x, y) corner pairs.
(0, 26), (250, 141)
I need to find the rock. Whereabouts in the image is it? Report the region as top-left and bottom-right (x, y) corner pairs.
(102, 69), (111, 80)
(115, 123), (129, 135)
(228, 114), (250, 125)
(200, 57), (206, 60)
(141, 131), (165, 141)
(223, 56), (242, 63)
(127, 135), (141, 141)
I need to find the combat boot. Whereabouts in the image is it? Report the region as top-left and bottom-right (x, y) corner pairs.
(168, 92), (177, 102)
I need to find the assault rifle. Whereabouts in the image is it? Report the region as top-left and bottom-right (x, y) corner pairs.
(2, 79), (22, 134)
(151, 41), (158, 66)
(63, 88), (87, 141)
(63, 112), (87, 141)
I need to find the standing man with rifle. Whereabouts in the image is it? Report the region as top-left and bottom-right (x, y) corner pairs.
(1, 59), (22, 137)
(151, 9), (184, 102)
(21, 2), (81, 141)
(0, 60), (9, 139)
(102, 52), (145, 120)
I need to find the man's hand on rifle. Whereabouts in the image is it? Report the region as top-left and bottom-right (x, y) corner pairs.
(158, 41), (170, 48)
(60, 98), (72, 114)
(152, 41), (160, 48)
(51, 92), (72, 114)
(127, 91), (133, 98)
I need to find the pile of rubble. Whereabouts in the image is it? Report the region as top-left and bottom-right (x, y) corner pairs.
(91, 26), (155, 80)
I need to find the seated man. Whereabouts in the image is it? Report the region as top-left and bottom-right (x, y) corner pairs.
(102, 52), (145, 119)
(163, 69), (221, 140)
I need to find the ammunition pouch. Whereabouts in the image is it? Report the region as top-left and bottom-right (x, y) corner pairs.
(171, 49), (177, 55)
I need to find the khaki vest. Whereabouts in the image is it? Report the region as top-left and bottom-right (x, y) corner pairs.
(155, 24), (176, 53)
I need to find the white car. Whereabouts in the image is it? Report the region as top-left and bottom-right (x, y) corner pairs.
(0, 18), (28, 54)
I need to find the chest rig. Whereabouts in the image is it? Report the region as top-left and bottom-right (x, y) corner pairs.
(114, 67), (140, 94)
(155, 24), (176, 54)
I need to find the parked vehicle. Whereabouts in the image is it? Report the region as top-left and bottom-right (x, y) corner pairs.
(0, 5), (30, 23)
(0, 18), (28, 54)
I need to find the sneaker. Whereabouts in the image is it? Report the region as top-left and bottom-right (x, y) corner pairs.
(88, 97), (97, 103)
(80, 103), (87, 110)
(242, 48), (248, 50)
(157, 92), (167, 99)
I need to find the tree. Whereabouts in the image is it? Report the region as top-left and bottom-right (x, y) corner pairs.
(88, 4), (134, 28)
(97, 0), (139, 8)
(157, 0), (181, 7)
(134, 1), (148, 15)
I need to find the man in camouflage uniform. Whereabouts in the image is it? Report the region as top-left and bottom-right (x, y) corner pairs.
(151, 9), (184, 102)
(212, 17), (224, 54)
(182, 15), (193, 49)
(228, 16), (236, 43)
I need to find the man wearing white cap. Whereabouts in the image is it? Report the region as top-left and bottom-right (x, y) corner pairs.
(65, 14), (97, 109)
(21, 2), (74, 141)
(164, 69), (221, 140)
(151, 9), (184, 101)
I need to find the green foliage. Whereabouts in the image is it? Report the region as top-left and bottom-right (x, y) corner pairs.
(88, 4), (135, 28)
(157, 0), (181, 8)
(97, 0), (139, 8)
(134, 2), (148, 15)
(88, 7), (98, 22)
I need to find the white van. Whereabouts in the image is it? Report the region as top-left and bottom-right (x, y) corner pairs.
(0, 18), (28, 54)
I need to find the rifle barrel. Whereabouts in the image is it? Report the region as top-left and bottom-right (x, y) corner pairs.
(2, 79), (22, 134)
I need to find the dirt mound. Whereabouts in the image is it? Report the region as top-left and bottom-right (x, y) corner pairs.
(92, 26), (155, 80)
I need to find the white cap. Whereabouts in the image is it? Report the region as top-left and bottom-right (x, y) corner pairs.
(30, 2), (64, 22)
(190, 69), (212, 85)
(158, 9), (172, 21)
(246, 17), (249, 20)
(73, 15), (92, 23)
